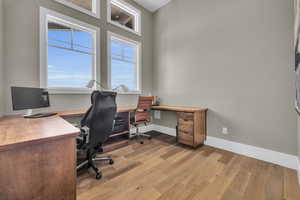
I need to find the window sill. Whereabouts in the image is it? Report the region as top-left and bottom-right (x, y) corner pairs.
(117, 91), (142, 95)
(108, 20), (141, 36)
(47, 88), (142, 95)
(47, 88), (94, 95)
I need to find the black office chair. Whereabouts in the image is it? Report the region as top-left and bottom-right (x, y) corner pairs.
(76, 91), (117, 180)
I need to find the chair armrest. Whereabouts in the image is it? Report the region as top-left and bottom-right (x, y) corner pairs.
(112, 119), (116, 130)
(77, 126), (90, 149)
(80, 126), (90, 144)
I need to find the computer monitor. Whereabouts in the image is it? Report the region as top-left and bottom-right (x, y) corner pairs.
(11, 87), (57, 118)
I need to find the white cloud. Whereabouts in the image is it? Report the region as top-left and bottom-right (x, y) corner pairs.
(48, 65), (55, 69)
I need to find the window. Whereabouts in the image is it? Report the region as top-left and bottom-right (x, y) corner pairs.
(40, 7), (100, 93)
(54, 0), (100, 18)
(107, 0), (141, 35)
(107, 32), (141, 93)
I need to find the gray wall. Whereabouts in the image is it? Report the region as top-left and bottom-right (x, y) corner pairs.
(0, 0), (3, 116)
(2, 0), (153, 114)
(153, 0), (297, 155)
(297, 116), (300, 165)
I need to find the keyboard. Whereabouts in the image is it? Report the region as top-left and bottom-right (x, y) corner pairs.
(24, 113), (58, 119)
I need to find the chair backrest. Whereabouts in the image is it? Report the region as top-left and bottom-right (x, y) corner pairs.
(135, 96), (154, 122)
(81, 91), (117, 149)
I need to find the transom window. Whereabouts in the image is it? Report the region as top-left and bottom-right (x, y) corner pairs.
(54, 0), (100, 18)
(107, 0), (141, 35)
(40, 8), (100, 93)
(108, 32), (141, 93)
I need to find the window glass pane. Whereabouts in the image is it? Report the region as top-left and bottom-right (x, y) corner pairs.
(47, 21), (94, 88)
(66, 0), (93, 11)
(48, 22), (72, 49)
(123, 46), (135, 62)
(110, 38), (138, 91)
(48, 46), (92, 88)
(111, 3), (135, 31)
(111, 41), (122, 58)
(111, 60), (136, 91)
(73, 30), (93, 53)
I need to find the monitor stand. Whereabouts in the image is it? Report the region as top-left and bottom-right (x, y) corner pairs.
(24, 109), (57, 119)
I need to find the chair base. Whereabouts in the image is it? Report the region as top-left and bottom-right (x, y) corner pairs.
(131, 126), (152, 144)
(77, 156), (114, 180)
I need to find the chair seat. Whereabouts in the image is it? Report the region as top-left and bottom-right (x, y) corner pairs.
(131, 120), (149, 126)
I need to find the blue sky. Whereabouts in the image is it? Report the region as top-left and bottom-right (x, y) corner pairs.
(48, 29), (136, 90)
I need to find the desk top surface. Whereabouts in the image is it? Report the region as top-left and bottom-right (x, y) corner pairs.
(0, 105), (207, 151)
(0, 106), (137, 151)
(152, 105), (208, 113)
(58, 106), (136, 117)
(0, 115), (79, 151)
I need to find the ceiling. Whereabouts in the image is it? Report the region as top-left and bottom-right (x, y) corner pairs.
(133, 0), (171, 12)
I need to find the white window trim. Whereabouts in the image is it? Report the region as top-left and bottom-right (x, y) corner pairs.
(40, 7), (101, 94)
(107, 0), (141, 36)
(54, 0), (101, 19)
(107, 31), (142, 94)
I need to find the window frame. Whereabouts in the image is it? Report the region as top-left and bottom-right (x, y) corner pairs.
(54, 0), (101, 19)
(40, 7), (100, 94)
(107, 31), (142, 94)
(107, 0), (142, 36)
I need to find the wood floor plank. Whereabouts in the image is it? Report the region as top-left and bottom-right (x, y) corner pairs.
(283, 168), (300, 200)
(221, 169), (251, 200)
(77, 132), (300, 200)
(242, 159), (270, 200)
(265, 164), (284, 200)
(190, 153), (241, 200)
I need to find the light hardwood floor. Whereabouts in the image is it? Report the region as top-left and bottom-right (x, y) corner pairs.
(77, 132), (300, 200)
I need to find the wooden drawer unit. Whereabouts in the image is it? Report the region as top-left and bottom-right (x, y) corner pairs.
(178, 131), (194, 146)
(178, 119), (194, 134)
(177, 110), (207, 148)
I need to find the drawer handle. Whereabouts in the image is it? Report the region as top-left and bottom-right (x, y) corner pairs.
(179, 130), (192, 135)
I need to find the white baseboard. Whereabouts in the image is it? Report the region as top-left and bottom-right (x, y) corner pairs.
(136, 124), (299, 170)
(205, 136), (298, 170)
(298, 158), (300, 186)
(130, 124), (176, 137)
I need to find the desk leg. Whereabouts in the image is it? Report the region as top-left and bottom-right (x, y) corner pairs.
(176, 125), (178, 143)
(0, 137), (77, 200)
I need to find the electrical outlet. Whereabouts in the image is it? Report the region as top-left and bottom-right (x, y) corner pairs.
(222, 127), (228, 135)
(154, 111), (161, 119)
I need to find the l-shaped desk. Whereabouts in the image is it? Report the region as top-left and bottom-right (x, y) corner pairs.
(0, 105), (207, 200)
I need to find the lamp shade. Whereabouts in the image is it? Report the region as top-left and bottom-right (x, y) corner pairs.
(86, 80), (95, 89)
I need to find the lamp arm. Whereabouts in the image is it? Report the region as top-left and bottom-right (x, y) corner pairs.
(113, 84), (129, 92)
(94, 80), (106, 90)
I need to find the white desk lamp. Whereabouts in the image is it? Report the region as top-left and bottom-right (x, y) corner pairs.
(86, 80), (129, 93)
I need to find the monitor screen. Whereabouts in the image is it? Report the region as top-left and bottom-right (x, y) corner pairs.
(11, 87), (50, 110)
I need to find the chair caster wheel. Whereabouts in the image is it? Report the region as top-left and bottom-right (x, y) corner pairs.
(109, 160), (114, 165)
(140, 141), (144, 144)
(96, 172), (102, 180)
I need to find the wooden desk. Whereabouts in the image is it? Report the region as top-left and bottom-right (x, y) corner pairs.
(152, 105), (207, 113)
(0, 106), (135, 200)
(0, 115), (79, 200)
(59, 105), (208, 148)
(152, 106), (208, 148)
